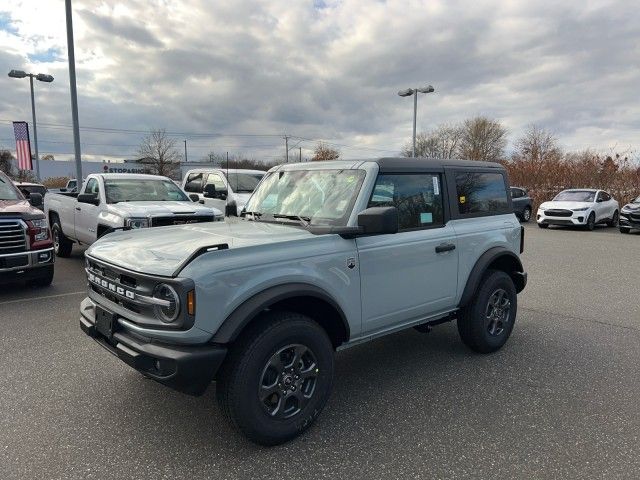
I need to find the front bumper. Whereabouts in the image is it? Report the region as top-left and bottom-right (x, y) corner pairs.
(619, 212), (640, 229)
(536, 210), (589, 226)
(0, 247), (54, 283)
(80, 297), (227, 396)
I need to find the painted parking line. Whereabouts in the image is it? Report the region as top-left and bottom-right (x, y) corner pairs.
(0, 290), (85, 306)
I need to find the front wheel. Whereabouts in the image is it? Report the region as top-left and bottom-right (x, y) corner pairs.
(28, 265), (54, 287)
(457, 270), (517, 353)
(607, 211), (619, 227)
(620, 227), (630, 234)
(585, 212), (596, 231)
(216, 311), (334, 445)
(537, 223), (549, 229)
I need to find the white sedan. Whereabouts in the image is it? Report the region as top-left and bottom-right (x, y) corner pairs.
(537, 189), (619, 231)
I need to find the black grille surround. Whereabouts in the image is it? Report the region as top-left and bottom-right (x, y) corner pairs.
(151, 215), (214, 227)
(0, 220), (28, 255)
(544, 209), (573, 217)
(85, 256), (195, 331)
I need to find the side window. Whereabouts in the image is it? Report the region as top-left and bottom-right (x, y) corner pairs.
(368, 173), (444, 230)
(455, 171), (509, 215)
(510, 188), (522, 199)
(85, 178), (100, 196)
(601, 192), (611, 201)
(184, 173), (204, 193)
(204, 173), (227, 191)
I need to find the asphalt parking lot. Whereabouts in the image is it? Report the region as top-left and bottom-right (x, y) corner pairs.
(1, 224), (639, 479)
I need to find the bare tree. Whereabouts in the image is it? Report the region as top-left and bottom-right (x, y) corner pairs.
(513, 125), (562, 164)
(402, 123), (464, 158)
(458, 116), (507, 162)
(137, 129), (182, 178)
(0, 150), (13, 175)
(311, 142), (340, 161)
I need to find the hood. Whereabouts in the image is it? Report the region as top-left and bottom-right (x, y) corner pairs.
(540, 200), (592, 210)
(622, 202), (640, 211)
(231, 192), (252, 206)
(87, 219), (313, 277)
(0, 199), (44, 219)
(107, 201), (222, 217)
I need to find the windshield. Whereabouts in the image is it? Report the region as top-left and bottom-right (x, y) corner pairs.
(18, 185), (46, 196)
(223, 172), (265, 193)
(244, 169), (366, 226)
(553, 190), (595, 202)
(105, 179), (189, 203)
(0, 175), (22, 201)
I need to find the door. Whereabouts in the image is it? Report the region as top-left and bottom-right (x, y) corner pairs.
(75, 177), (101, 244)
(510, 188), (524, 215)
(183, 172), (205, 200)
(356, 172), (458, 334)
(201, 172), (228, 212)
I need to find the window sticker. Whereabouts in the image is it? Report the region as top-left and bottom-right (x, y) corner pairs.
(433, 176), (440, 195)
(459, 195), (466, 204)
(420, 212), (433, 224)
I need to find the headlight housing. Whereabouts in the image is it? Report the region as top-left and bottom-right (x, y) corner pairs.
(538, 206), (546, 211)
(572, 207), (589, 211)
(27, 218), (50, 242)
(152, 283), (180, 323)
(126, 217), (150, 229)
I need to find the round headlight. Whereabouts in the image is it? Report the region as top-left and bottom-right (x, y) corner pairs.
(153, 283), (180, 323)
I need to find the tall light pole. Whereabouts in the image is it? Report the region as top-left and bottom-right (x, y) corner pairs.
(398, 85), (435, 157)
(65, 0), (83, 187)
(8, 70), (54, 180)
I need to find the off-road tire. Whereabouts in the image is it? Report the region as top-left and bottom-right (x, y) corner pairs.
(216, 311), (334, 446)
(29, 265), (54, 287)
(51, 216), (73, 258)
(457, 270), (517, 353)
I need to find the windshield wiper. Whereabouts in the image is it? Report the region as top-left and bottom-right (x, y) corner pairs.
(272, 214), (311, 227)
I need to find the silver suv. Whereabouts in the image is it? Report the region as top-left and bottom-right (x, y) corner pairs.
(80, 158), (527, 445)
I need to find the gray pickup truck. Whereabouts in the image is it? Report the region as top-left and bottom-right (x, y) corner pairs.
(80, 158), (527, 445)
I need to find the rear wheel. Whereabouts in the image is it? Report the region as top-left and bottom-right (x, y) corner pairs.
(521, 207), (531, 222)
(51, 216), (73, 257)
(457, 270), (517, 353)
(585, 212), (596, 231)
(620, 227), (630, 234)
(216, 311), (334, 445)
(607, 211), (619, 227)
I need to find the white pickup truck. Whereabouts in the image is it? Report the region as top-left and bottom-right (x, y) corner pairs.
(45, 173), (223, 257)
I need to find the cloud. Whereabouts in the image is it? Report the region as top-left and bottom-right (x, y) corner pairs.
(0, 0), (638, 164)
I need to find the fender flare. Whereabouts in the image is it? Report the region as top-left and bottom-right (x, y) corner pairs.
(458, 247), (526, 308)
(211, 283), (350, 344)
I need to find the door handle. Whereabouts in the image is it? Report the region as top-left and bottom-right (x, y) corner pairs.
(435, 243), (456, 253)
(75, 207), (81, 211)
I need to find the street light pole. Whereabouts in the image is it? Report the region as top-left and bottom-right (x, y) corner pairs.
(65, 0), (83, 187)
(398, 85), (435, 157)
(184, 140), (188, 162)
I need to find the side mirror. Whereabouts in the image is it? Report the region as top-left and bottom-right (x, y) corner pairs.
(203, 184), (216, 198)
(357, 206), (398, 235)
(188, 193), (200, 202)
(78, 193), (100, 206)
(28, 192), (43, 207)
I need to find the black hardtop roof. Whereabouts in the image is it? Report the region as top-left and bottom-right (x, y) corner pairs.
(372, 157), (505, 172)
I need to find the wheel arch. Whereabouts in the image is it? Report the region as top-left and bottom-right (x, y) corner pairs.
(458, 247), (526, 308)
(212, 283), (350, 349)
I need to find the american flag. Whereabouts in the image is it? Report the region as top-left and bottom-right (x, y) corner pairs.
(13, 121), (33, 171)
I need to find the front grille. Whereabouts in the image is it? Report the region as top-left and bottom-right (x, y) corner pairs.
(151, 215), (214, 227)
(544, 209), (573, 217)
(0, 221), (27, 255)
(630, 212), (640, 221)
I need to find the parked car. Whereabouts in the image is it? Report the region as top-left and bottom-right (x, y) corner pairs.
(619, 195), (640, 233)
(510, 187), (532, 222)
(45, 173), (224, 257)
(13, 181), (48, 210)
(536, 189), (619, 230)
(80, 158), (527, 445)
(0, 171), (54, 286)
(49, 178), (81, 194)
(182, 168), (265, 216)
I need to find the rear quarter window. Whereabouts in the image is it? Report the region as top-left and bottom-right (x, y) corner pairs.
(455, 171), (509, 215)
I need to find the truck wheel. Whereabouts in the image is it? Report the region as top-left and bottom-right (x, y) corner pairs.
(457, 270), (517, 353)
(29, 265), (54, 287)
(216, 311), (334, 446)
(51, 217), (73, 258)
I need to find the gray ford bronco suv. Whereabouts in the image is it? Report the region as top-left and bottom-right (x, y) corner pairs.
(80, 158), (527, 445)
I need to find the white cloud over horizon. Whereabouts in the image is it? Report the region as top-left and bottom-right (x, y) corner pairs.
(0, 0), (639, 164)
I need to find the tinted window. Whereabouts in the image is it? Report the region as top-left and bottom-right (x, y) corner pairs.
(204, 173), (227, 191)
(455, 172), (508, 215)
(224, 172), (265, 193)
(601, 192), (611, 201)
(184, 173), (204, 193)
(554, 190), (595, 202)
(368, 174), (444, 230)
(510, 188), (522, 199)
(85, 178), (100, 195)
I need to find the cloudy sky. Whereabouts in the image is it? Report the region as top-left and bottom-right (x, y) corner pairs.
(0, 0), (638, 163)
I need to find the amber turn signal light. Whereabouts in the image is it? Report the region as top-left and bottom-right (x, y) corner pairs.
(187, 290), (196, 316)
